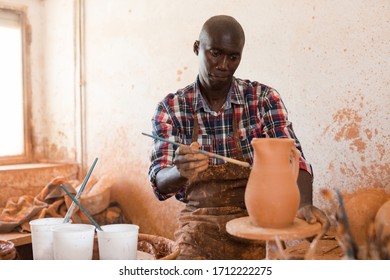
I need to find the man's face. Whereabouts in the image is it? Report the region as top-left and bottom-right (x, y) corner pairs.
(195, 30), (244, 92)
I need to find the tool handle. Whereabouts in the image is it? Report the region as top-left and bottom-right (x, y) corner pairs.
(63, 157), (98, 223)
(142, 132), (250, 168)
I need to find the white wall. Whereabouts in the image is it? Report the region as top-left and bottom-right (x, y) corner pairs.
(6, 0), (390, 238)
(83, 0), (390, 236)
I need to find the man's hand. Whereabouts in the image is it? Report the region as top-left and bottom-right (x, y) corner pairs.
(297, 205), (329, 226)
(173, 142), (209, 181)
(297, 205), (331, 253)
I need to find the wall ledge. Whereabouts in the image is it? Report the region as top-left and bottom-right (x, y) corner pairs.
(0, 162), (79, 207)
(0, 162), (77, 172)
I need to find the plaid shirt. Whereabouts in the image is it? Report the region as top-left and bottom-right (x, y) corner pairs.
(148, 77), (312, 202)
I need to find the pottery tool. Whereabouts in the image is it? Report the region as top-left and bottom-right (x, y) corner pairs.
(335, 190), (358, 259)
(63, 157), (98, 223)
(60, 184), (103, 231)
(141, 132), (250, 168)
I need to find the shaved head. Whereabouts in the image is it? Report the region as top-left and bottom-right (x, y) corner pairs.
(199, 15), (245, 47)
(193, 15), (246, 96)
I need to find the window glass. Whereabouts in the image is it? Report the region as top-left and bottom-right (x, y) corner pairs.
(0, 8), (30, 163)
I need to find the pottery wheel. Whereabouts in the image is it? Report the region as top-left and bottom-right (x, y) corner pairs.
(226, 216), (321, 241)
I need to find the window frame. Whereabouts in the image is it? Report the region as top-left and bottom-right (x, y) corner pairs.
(0, 4), (32, 165)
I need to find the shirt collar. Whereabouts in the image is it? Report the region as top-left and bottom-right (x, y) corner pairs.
(193, 76), (244, 112)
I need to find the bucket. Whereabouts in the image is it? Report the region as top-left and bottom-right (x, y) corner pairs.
(92, 232), (180, 260)
(97, 224), (139, 260)
(29, 217), (66, 260)
(52, 224), (95, 260)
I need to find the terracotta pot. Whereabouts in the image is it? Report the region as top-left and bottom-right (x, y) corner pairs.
(343, 188), (389, 247)
(374, 199), (390, 252)
(0, 240), (16, 260)
(245, 138), (300, 228)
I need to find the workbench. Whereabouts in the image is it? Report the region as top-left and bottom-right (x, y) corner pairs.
(0, 232), (32, 259)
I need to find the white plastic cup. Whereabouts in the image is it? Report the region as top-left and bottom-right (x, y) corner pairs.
(52, 224), (96, 260)
(29, 217), (66, 260)
(97, 224), (139, 260)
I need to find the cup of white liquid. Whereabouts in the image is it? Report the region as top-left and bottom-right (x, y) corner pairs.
(52, 223), (96, 260)
(97, 224), (139, 260)
(29, 217), (67, 260)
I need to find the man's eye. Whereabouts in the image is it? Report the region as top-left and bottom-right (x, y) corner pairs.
(230, 55), (240, 60)
(210, 50), (220, 57)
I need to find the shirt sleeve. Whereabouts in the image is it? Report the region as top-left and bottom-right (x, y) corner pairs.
(147, 101), (187, 201)
(259, 87), (313, 175)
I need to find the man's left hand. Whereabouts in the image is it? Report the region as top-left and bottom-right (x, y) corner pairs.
(297, 205), (329, 226)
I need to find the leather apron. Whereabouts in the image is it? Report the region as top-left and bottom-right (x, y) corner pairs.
(174, 112), (265, 260)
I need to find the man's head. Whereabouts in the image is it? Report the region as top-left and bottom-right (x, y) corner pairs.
(194, 15), (245, 93)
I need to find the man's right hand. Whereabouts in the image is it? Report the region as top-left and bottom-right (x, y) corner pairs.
(173, 142), (209, 181)
(155, 142), (209, 195)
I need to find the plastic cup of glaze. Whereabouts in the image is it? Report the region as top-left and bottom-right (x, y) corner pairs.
(29, 217), (67, 260)
(97, 224), (139, 260)
(52, 223), (96, 260)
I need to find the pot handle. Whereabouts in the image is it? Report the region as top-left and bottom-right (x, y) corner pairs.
(290, 147), (300, 182)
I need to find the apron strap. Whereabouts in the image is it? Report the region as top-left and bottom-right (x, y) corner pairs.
(192, 113), (199, 143)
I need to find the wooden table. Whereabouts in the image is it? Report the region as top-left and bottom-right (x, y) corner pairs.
(0, 232), (32, 259)
(226, 216), (321, 259)
(0, 232), (31, 246)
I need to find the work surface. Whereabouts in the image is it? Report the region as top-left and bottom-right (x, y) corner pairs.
(0, 232), (31, 247)
(226, 216), (322, 241)
(226, 216), (344, 260)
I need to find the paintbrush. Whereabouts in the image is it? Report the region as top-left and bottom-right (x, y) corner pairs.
(60, 184), (103, 231)
(335, 190), (359, 259)
(63, 157), (98, 223)
(142, 132), (250, 168)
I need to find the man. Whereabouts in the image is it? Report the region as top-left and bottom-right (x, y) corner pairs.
(148, 15), (325, 259)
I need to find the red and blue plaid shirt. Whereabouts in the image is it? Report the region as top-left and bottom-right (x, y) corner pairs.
(148, 77), (313, 202)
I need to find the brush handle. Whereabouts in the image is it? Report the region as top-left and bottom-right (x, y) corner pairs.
(61, 185), (103, 231)
(142, 132), (250, 168)
(63, 157), (98, 223)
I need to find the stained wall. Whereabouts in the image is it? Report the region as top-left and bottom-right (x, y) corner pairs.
(4, 0), (389, 239)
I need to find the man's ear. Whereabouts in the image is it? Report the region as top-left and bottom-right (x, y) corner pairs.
(193, 40), (200, 55)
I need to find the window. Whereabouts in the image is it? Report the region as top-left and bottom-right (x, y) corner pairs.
(0, 6), (31, 164)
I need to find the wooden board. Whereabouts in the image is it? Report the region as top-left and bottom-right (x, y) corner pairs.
(226, 216), (321, 241)
(0, 232), (32, 247)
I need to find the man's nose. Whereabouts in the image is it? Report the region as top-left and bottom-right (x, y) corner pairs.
(216, 55), (228, 70)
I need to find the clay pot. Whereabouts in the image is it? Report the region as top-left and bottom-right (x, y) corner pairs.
(374, 199), (390, 252)
(343, 188), (389, 247)
(0, 240), (17, 260)
(245, 138), (300, 228)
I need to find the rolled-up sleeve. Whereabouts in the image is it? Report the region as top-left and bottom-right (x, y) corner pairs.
(147, 101), (187, 201)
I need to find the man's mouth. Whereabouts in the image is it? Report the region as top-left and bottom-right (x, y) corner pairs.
(209, 74), (229, 80)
